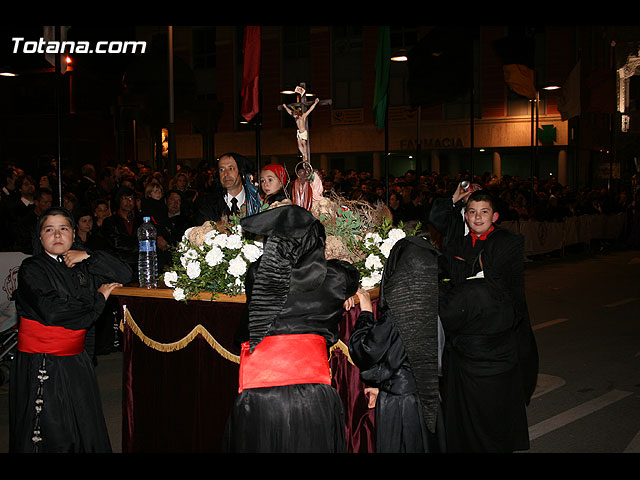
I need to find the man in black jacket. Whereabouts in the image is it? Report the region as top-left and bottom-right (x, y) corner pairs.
(193, 153), (261, 225)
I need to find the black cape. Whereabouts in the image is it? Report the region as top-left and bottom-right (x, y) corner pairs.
(439, 276), (530, 452)
(222, 205), (359, 453)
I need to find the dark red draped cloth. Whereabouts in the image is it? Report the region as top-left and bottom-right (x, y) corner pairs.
(118, 295), (377, 453)
(332, 299), (379, 453)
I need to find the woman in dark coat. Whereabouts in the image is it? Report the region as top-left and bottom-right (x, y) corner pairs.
(222, 205), (359, 453)
(9, 206), (132, 452)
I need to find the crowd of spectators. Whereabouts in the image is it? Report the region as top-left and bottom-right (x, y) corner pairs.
(2, 158), (639, 262)
(325, 167), (640, 247)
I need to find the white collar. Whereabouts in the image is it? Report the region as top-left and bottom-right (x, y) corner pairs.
(225, 187), (245, 208)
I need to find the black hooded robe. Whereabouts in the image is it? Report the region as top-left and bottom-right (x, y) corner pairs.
(9, 250), (132, 453)
(348, 236), (445, 453)
(222, 205), (359, 453)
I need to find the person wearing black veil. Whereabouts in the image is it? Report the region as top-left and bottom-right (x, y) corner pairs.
(346, 235), (445, 453)
(193, 152), (261, 224)
(9, 206), (132, 452)
(222, 204), (359, 453)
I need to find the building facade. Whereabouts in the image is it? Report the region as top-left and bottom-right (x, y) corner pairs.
(131, 25), (588, 186)
(1, 25), (635, 192)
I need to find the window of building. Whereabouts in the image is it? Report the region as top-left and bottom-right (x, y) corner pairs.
(192, 27), (216, 70)
(505, 26), (549, 116)
(282, 26), (311, 86)
(389, 26), (419, 107)
(331, 26), (363, 109)
(281, 26), (311, 129)
(443, 32), (481, 120)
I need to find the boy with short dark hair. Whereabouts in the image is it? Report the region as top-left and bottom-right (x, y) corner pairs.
(429, 184), (539, 452)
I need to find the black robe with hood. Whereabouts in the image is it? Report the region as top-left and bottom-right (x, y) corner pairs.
(222, 205), (359, 453)
(348, 236), (445, 453)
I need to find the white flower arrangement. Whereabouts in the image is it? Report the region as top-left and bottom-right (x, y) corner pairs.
(163, 221), (263, 301)
(356, 219), (408, 289)
(163, 202), (420, 301)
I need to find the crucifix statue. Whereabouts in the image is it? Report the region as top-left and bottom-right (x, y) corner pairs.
(280, 83), (331, 165)
(278, 83), (332, 210)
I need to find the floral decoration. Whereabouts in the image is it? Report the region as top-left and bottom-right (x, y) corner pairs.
(352, 216), (420, 289)
(162, 217), (263, 302)
(163, 201), (421, 302)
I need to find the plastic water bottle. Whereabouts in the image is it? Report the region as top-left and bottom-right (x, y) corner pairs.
(137, 217), (158, 288)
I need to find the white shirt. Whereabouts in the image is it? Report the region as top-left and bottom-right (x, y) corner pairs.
(224, 187), (245, 211)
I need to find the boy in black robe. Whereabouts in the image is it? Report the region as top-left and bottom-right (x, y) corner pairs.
(430, 186), (539, 453)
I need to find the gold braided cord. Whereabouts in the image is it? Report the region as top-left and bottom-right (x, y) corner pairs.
(120, 308), (241, 363)
(120, 308), (354, 366)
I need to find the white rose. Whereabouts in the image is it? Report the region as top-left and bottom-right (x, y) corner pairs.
(226, 233), (243, 250)
(232, 223), (243, 235)
(186, 261), (201, 279)
(370, 269), (383, 284)
(364, 232), (383, 247)
(212, 234), (227, 249)
(365, 253), (383, 271)
(173, 287), (186, 301)
(163, 271), (178, 288)
(380, 239), (394, 258)
(180, 248), (198, 267)
(203, 230), (218, 246)
(227, 255), (247, 277)
(387, 228), (406, 243)
(361, 276), (376, 289)
(182, 227), (194, 242)
(242, 243), (262, 263)
(205, 246), (224, 267)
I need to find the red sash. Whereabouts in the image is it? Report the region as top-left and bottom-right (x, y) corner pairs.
(17, 317), (86, 356)
(238, 333), (331, 393)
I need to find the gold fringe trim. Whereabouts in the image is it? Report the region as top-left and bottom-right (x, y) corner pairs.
(120, 308), (354, 366)
(120, 308), (241, 364)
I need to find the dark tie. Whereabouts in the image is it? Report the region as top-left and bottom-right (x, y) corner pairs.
(57, 255), (64, 263)
(231, 197), (239, 214)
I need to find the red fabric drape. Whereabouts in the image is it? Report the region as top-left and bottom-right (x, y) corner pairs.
(120, 297), (242, 453)
(240, 26), (261, 122)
